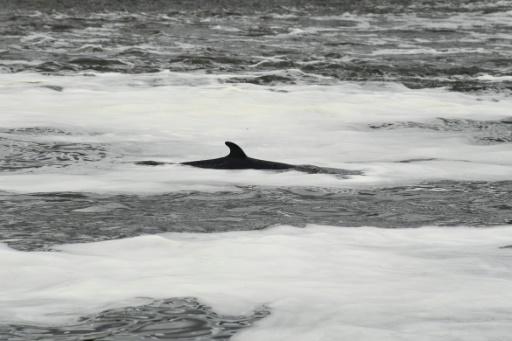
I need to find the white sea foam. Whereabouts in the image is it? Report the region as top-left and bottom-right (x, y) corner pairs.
(1, 225), (512, 341)
(276, 27), (342, 37)
(0, 72), (511, 193)
(371, 47), (492, 56)
(477, 74), (512, 82)
(211, 25), (241, 32)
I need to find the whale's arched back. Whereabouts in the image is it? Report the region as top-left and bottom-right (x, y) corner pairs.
(136, 141), (361, 177)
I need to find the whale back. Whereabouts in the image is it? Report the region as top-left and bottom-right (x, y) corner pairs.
(225, 141), (247, 158)
(138, 141), (360, 176)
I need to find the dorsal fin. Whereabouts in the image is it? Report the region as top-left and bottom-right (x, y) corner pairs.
(225, 141), (247, 158)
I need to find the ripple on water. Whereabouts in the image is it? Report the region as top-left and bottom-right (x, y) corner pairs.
(0, 127), (111, 171)
(0, 297), (269, 341)
(369, 117), (512, 144)
(1, 181), (511, 251)
(1, 2), (511, 91)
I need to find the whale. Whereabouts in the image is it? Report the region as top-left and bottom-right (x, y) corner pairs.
(136, 141), (360, 176)
(182, 141), (294, 170)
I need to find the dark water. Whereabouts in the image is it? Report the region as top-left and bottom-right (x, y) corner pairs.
(369, 117), (512, 144)
(1, 181), (512, 252)
(0, 297), (269, 341)
(1, 0), (511, 91)
(0, 127), (110, 171)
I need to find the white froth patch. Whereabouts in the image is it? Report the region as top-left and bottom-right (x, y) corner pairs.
(0, 72), (511, 193)
(0, 165), (356, 193)
(477, 74), (512, 82)
(1, 225), (512, 341)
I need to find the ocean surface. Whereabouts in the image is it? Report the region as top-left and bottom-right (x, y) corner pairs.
(1, 0), (512, 340)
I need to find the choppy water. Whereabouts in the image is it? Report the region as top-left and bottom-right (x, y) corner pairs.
(1, 0), (512, 91)
(1, 182), (512, 252)
(1, 297), (268, 341)
(1, 1), (512, 340)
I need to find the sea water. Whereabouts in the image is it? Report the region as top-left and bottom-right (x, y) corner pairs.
(1, 1), (512, 340)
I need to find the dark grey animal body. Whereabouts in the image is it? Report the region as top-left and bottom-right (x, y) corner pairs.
(182, 142), (293, 170)
(136, 141), (360, 176)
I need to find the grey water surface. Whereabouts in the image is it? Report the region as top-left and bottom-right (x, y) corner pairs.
(1, 0), (512, 340)
(0, 181), (511, 252)
(0, 297), (269, 341)
(1, 0), (511, 91)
